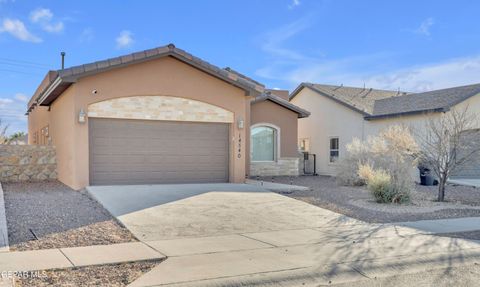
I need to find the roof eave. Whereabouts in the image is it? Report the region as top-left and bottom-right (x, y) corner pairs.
(252, 95), (310, 118)
(291, 83), (370, 116)
(32, 45), (265, 109)
(168, 52), (262, 95)
(364, 107), (448, 120)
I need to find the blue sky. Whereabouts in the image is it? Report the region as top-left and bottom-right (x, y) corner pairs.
(1, 0), (480, 134)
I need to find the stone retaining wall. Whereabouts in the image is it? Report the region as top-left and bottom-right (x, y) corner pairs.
(250, 157), (300, 177)
(0, 145), (57, 182)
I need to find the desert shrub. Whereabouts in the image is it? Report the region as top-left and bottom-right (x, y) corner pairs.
(358, 163), (409, 203)
(370, 125), (419, 196)
(335, 138), (370, 186)
(336, 125), (419, 204)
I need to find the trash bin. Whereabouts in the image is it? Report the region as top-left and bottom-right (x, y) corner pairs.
(424, 173), (434, 186)
(419, 167), (434, 186)
(419, 166), (426, 185)
(420, 173), (426, 185)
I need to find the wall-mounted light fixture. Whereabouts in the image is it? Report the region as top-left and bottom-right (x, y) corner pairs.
(78, 109), (86, 123)
(237, 118), (244, 129)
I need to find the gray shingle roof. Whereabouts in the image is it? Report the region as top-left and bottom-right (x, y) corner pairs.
(291, 82), (480, 120)
(252, 92), (310, 118)
(369, 83), (480, 119)
(31, 44), (265, 109)
(290, 83), (406, 115)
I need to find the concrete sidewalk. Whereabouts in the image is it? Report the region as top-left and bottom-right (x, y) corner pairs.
(397, 217), (480, 234)
(129, 226), (480, 286)
(448, 178), (480, 187)
(0, 241), (165, 272)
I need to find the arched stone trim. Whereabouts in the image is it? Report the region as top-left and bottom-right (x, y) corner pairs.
(250, 122), (281, 161)
(87, 95), (234, 123)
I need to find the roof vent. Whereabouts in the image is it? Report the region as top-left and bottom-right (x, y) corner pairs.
(61, 51), (66, 70)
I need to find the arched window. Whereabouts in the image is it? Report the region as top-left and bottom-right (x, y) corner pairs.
(251, 125), (279, 161)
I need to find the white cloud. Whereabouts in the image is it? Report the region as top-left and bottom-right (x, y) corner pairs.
(288, 0), (301, 9)
(357, 55), (480, 92)
(0, 98), (13, 107)
(30, 8), (53, 23)
(415, 17), (434, 36)
(29, 8), (64, 33)
(116, 30), (134, 49)
(78, 28), (94, 43)
(260, 16), (313, 61)
(0, 95), (27, 135)
(43, 22), (64, 33)
(262, 52), (480, 93)
(14, 93), (28, 102)
(0, 18), (42, 43)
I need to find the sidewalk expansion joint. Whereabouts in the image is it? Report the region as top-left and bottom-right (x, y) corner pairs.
(238, 233), (278, 248)
(58, 249), (75, 267)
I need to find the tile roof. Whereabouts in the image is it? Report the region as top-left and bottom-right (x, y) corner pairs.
(369, 83), (480, 119)
(252, 92), (310, 118)
(30, 44), (265, 109)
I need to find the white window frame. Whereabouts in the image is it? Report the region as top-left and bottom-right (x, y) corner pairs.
(329, 136), (339, 163)
(250, 123), (281, 162)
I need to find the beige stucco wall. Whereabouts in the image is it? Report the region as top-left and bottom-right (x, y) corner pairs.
(366, 93), (480, 137)
(292, 87), (480, 178)
(35, 56), (251, 189)
(27, 106), (50, 144)
(291, 88), (366, 175)
(49, 85), (76, 187)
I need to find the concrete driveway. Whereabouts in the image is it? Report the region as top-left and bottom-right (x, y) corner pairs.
(87, 184), (480, 286)
(87, 183), (359, 241)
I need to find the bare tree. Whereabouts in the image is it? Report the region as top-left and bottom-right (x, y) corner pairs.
(417, 106), (480, 201)
(0, 118), (8, 144)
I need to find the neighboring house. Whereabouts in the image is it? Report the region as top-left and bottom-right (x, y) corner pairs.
(290, 83), (480, 178)
(27, 44), (309, 189)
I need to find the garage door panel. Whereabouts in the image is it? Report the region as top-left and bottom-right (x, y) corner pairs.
(92, 161), (230, 173)
(89, 118), (229, 185)
(92, 171), (227, 185)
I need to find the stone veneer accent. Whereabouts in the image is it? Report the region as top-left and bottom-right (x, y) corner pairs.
(88, 95), (234, 123)
(250, 157), (300, 177)
(0, 145), (57, 182)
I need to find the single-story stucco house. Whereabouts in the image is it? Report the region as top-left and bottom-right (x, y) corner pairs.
(27, 44), (309, 190)
(290, 83), (480, 178)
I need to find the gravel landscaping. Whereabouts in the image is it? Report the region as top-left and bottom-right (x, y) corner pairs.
(15, 260), (162, 287)
(256, 175), (480, 223)
(3, 181), (137, 251)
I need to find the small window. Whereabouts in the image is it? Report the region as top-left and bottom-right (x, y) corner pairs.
(329, 137), (339, 163)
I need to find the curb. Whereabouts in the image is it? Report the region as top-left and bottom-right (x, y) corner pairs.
(0, 182), (9, 252)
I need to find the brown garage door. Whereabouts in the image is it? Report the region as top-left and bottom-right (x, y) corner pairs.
(89, 118), (229, 185)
